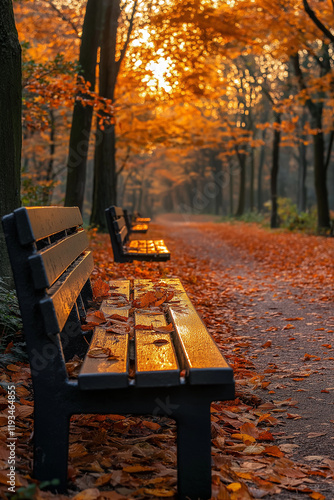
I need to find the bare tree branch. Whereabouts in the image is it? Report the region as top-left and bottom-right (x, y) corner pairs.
(303, 0), (334, 44)
(45, 1), (80, 38)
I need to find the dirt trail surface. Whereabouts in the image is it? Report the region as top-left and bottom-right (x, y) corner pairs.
(156, 215), (334, 499)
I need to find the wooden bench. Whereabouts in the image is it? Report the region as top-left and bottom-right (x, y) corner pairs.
(2, 206), (235, 500)
(105, 205), (170, 263)
(124, 209), (148, 234)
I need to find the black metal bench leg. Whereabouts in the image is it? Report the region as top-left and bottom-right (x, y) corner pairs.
(33, 403), (70, 492)
(176, 403), (212, 500)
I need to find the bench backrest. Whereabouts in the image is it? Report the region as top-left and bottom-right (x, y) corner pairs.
(2, 206), (94, 387)
(105, 206), (129, 261)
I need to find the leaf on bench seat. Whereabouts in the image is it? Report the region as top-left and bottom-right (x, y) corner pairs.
(135, 324), (154, 330)
(85, 310), (106, 325)
(92, 278), (110, 299)
(105, 323), (131, 334)
(153, 323), (174, 333)
(87, 346), (119, 360)
(153, 339), (169, 345)
(107, 313), (129, 322)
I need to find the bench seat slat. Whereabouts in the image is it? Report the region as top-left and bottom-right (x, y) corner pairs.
(135, 217), (151, 223)
(14, 206), (83, 245)
(79, 280), (130, 389)
(131, 224), (148, 233)
(166, 279), (233, 385)
(40, 251), (94, 335)
(29, 230), (89, 289)
(134, 311), (180, 387)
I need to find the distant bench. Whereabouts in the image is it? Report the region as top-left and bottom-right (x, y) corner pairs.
(2, 205), (235, 500)
(105, 205), (170, 262)
(124, 209), (148, 234)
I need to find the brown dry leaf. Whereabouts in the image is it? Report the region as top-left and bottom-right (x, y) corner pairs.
(153, 339), (169, 345)
(143, 488), (174, 497)
(154, 323), (174, 333)
(154, 294), (167, 307)
(87, 347), (118, 360)
(135, 323), (154, 330)
(143, 420), (161, 431)
(231, 433), (256, 445)
(283, 323), (295, 330)
(69, 442), (87, 458)
(86, 310), (106, 325)
(108, 314), (128, 322)
(307, 432), (327, 438)
(285, 317), (304, 321)
(240, 422), (259, 438)
(133, 290), (158, 308)
(287, 413), (302, 419)
(258, 430), (274, 441)
(106, 325), (130, 335)
(264, 445), (284, 457)
(123, 465), (155, 473)
(261, 340), (272, 348)
(16, 405), (34, 418)
(6, 364), (21, 372)
(0, 470), (23, 487)
(309, 492), (326, 500)
(72, 488), (101, 500)
(92, 278), (110, 299)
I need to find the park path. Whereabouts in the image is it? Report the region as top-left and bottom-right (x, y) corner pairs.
(155, 217), (334, 499)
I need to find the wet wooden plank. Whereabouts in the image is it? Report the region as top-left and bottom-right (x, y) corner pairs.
(135, 217), (151, 223)
(131, 223), (148, 233)
(79, 280), (130, 389)
(133, 281), (180, 386)
(39, 251), (94, 335)
(164, 279), (234, 385)
(14, 206), (83, 245)
(29, 230), (89, 289)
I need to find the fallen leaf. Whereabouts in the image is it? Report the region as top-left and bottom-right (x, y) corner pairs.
(87, 347), (119, 360)
(153, 339), (169, 345)
(123, 465), (156, 473)
(72, 489), (101, 500)
(307, 432), (326, 438)
(143, 488), (174, 497)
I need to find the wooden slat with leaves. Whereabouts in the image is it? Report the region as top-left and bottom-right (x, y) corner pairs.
(78, 280), (130, 389)
(29, 230), (89, 289)
(39, 251), (94, 335)
(14, 206), (83, 245)
(134, 280), (180, 386)
(165, 279), (234, 385)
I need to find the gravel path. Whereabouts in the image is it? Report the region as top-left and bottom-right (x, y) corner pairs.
(157, 219), (334, 499)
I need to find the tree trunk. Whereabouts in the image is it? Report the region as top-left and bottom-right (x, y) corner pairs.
(298, 140), (307, 212)
(0, 0), (21, 285)
(42, 110), (55, 205)
(235, 153), (246, 216)
(257, 130), (266, 212)
(249, 147), (255, 212)
(64, 0), (103, 212)
(90, 0), (120, 230)
(291, 52), (330, 229)
(90, 0), (137, 230)
(270, 112), (281, 229)
(312, 107), (330, 229)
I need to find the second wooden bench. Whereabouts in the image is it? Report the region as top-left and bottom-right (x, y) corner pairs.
(105, 205), (170, 262)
